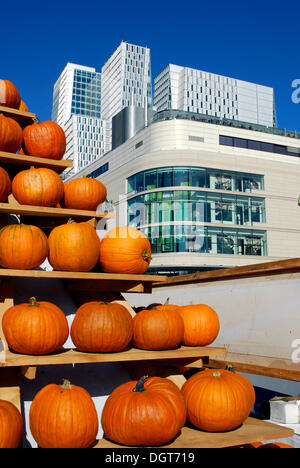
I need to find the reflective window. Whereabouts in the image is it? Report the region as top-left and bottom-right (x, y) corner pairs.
(140, 225), (267, 257)
(127, 167), (264, 194)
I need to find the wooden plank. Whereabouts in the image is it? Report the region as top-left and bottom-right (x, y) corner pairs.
(0, 386), (21, 411)
(95, 417), (295, 448)
(0, 268), (167, 283)
(0, 346), (226, 368)
(0, 105), (37, 123)
(153, 257), (300, 288)
(0, 150), (73, 173)
(0, 202), (113, 220)
(66, 279), (149, 293)
(207, 353), (300, 382)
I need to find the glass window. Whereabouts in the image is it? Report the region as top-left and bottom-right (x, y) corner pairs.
(174, 168), (190, 187)
(261, 142), (274, 153)
(234, 138), (247, 148)
(219, 135), (233, 146)
(145, 170), (157, 190)
(157, 168), (173, 188)
(247, 140), (261, 150)
(190, 168), (206, 187)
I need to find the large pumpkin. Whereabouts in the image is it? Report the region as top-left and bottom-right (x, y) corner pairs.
(0, 166), (12, 201)
(181, 368), (255, 432)
(132, 303), (184, 350)
(29, 380), (99, 448)
(0, 114), (23, 153)
(99, 226), (152, 274)
(48, 221), (100, 271)
(101, 376), (186, 446)
(63, 176), (107, 211)
(0, 400), (23, 448)
(12, 167), (64, 207)
(179, 303), (220, 346)
(71, 301), (133, 352)
(2, 297), (69, 355)
(23, 121), (66, 160)
(0, 223), (48, 269)
(0, 80), (21, 109)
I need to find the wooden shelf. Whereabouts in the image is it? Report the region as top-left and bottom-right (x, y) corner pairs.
(95, 417), (295, 448)
(0, 105), (38, 123)
(0, 201), (113, 222)
(0, 346), (226, 368)
(0, 150), (72, 174)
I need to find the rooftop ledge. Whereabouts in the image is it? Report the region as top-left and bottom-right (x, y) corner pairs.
(150, 109), (300, 141)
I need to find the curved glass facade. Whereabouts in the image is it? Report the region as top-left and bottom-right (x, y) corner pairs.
(127, 167), (267, 257)
(128, 191), (265, 227)
(127, 166), (264, 194)
(139, 225), (267, 256)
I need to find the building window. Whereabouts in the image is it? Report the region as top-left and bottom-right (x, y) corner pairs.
(220, 135), (300, 157)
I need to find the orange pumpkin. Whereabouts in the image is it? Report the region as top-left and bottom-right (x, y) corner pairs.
(257, 443), (294, 448)
(101, 376), (186, 446)
(0, 166), (12, 201)
(0, 400), (23, 448)
(0, 223), (48, 269)
(48, 221), (100, 271)
(179, 303), (220, 346)
(133, 303), (184, 350)
(12, 167), (64, 207)
(99, 226), (152, 274)
(29, 380), (99, 448)
(19, 100), (28, 112)
(0, 114), (23, 153)
(23, 121), (66, 160)
(63, 176), (107, 211)
(181, 368), (255, 432)
(0, 80), (21, 109)
(71, 301), (133, 352)
(2, 297), (69, 355)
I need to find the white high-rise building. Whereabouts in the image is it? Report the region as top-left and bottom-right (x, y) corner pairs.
(52, 63), (106, 176)
(154, 64), (277, 128)
(100, 41), (152, 152)
(52, 43), (153, 175)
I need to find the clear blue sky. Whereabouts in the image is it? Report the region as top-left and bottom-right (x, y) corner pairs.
(1, 0), (299, 131)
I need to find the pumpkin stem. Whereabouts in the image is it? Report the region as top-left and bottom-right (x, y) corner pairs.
(133, 376), (148, 393)
(61, 379), (72, 390)
(28, 297), (40, 307)
(212, 371), (222, 378)
(225, 365), (234, 372)
(164, 297), (170, 306)
(67, 218), (75, 224)
(142, 250), (152, 262)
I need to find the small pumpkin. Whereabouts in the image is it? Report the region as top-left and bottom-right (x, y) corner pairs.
(2, 297), (69, 355)
(71, 301), (133, 352)
(0, 400), (23, 448)
(133, 301), (184, 350)
(181, 368), (255, 432)
(101, 376), (186, 446)
(99, 226), (152, 274)
(257, 443), (294, 449)
(0, 80), (21, 109)
(29, 379), (99, 448)
(0, 166), (12, 201)
(12, 167), (64, 207)
(19, 100), (28, 112)
(63, 176), (107, 211)
(0, 114), (23, 153)
(48, 220), (100, 271)
(0, 223), (48, 269)
(179, 303), (220, 346)
(23, 121), (66, 160)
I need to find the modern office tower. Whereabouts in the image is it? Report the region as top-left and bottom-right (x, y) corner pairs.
(52, 63), (105, 176)
(100, 41), (153, 152)
(154, 64), (277, 128)
(69, 109), (300, 275)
